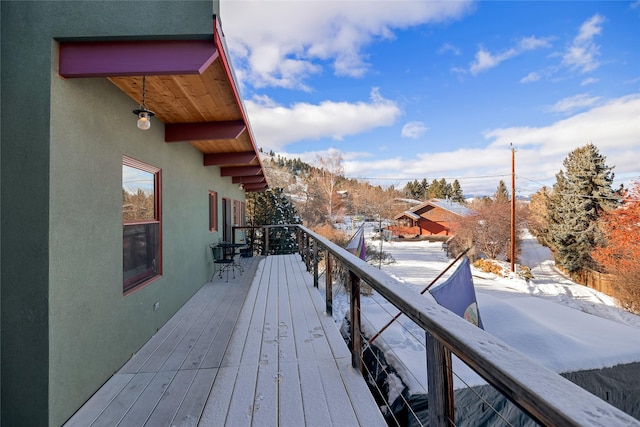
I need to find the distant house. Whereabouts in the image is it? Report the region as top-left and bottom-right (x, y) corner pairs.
(1, 3), (267, 425)
(389, 199), (473, 237)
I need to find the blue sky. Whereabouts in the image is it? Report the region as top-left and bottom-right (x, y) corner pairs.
(221, 0), (640, 196)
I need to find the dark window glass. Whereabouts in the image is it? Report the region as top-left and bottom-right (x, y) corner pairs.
(122, 156), (161, 294)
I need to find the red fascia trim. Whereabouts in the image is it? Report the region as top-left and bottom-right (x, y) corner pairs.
(220, 166), (262, 177)
(166, 121), (246, 142)
(203, 152), (257, 166)
(59, 40), (219, 78)
(213, 17), (268, 186)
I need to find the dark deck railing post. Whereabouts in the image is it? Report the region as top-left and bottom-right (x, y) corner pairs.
(283, 224), (639, 427)
(313, 241), (319, 287)
(305, 233), (311, 271)
(264, 226), (269, 255)
(349, 270), (362, 373)
(426, 332), (454, 426)
(325, 251), (333, 315)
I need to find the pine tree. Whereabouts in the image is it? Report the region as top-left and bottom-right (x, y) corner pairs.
(451, 179), (465, 203)
(494, 180), (509, 203)
(546, 143), (617, 272)
(420, 178), (429, 199)
(427, 179), (443, 199)
(403, 179), (423, 199)
(247, 188), (301, 254)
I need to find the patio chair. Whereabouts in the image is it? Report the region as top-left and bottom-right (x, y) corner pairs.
(210, 243), (234, 282)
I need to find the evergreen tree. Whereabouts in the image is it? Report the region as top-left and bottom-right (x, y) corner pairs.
(247, 188), (301, 254)
(404, 179), (423, 199)
(494, 180), (509, 203)
(546, 143), (618, 272)
(427, 179), (443, 198)
(451, 179), (465, 203)
(420, 178), (429, 199)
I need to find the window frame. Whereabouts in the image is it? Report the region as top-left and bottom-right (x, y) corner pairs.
(122, 155), (162, 295)
(209, 190), (218, 232)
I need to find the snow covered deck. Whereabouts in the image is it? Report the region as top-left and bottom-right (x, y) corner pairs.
(64, 254), (385, 426)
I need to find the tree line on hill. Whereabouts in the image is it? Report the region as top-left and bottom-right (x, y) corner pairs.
(403, 178), (465, 202)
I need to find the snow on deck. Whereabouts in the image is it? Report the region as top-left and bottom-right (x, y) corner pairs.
(65, 254), (385, 427)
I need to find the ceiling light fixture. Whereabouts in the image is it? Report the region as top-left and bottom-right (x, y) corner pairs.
(132, 76), (155, 130)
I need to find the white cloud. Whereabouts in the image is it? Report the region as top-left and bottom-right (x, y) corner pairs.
(562, 14), (604, 73)
(545, 93), (602, 113)
(438, 42), (461, 56)
(521, 72), (541, 83)
(342, 95), (640, 195)
(220, 0), (473, 89)
(483, 95), (640, 184)
(246, 88), (401, 151)
(470, 36), (552, 75)
(401, 121), (429, 139)
(581, 77), (599, 86)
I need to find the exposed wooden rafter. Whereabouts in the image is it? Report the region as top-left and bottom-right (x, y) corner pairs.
(220, 166), (262, 177)
(56, 17), (268, 191)
(58, 40), (219, 77)
(243, 182), (268, 192)
(203, 152), (257, 166)
(166, 121), (246, 143)
(232, 175), (265, 184)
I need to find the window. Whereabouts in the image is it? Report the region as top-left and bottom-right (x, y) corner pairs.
(209, 191), (218, 231)
(122, 156), (161, 294)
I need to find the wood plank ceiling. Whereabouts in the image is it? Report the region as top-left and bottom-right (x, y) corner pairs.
(57, 20), (268, 192)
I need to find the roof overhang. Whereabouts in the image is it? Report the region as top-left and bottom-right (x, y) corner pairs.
(394, 211), (420, 221)
(57, 16), (267, 191)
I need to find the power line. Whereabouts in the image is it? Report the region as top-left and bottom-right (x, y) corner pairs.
(346, 173), (512, 182)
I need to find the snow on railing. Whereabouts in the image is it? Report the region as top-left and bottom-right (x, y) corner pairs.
(290, 224), (639, 427)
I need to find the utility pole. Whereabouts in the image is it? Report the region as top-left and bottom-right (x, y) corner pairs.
(510, 144), (516, 272)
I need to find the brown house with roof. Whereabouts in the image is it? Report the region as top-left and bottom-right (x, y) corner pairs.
(388, 198), (472, 237)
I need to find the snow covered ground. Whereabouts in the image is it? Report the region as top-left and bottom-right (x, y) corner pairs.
(324, 225), (640, 397)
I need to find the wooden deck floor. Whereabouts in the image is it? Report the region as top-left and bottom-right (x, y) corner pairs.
(64, 254), (385, 427)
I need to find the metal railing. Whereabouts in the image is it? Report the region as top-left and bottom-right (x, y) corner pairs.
(287, 224), (638, 427)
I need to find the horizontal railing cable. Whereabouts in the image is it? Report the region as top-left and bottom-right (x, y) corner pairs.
(290, 225), (639, 426)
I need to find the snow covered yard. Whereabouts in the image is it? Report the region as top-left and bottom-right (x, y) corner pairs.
(323, 226), (640, 404)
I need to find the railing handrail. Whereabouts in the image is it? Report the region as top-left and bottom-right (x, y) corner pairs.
(293, 224), (639, 426)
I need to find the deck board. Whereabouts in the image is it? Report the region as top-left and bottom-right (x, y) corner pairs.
(64, 254), (385, 427)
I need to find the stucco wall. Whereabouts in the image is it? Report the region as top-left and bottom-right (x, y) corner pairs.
(1, 2), (236, 426)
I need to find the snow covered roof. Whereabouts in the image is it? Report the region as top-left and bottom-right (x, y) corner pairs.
(410, 198), (474, 217)
(394, 210), (420, 220)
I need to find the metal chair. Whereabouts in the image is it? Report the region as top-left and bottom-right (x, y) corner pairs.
(210, 243), (234, 282)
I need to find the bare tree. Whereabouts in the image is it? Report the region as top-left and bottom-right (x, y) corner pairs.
(449, 198), (527, 262)
(313, 151), (344, 219)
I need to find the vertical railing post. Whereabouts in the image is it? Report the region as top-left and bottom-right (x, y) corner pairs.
(325, 251), (333, 315)
(426, 332), (454, 426)
(296, 228), (303, 259)
(264, 226), (269, 255)
(349, 270), (362, 373)
(313, 241), (319, 287)
(305, 233), (311, 271)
